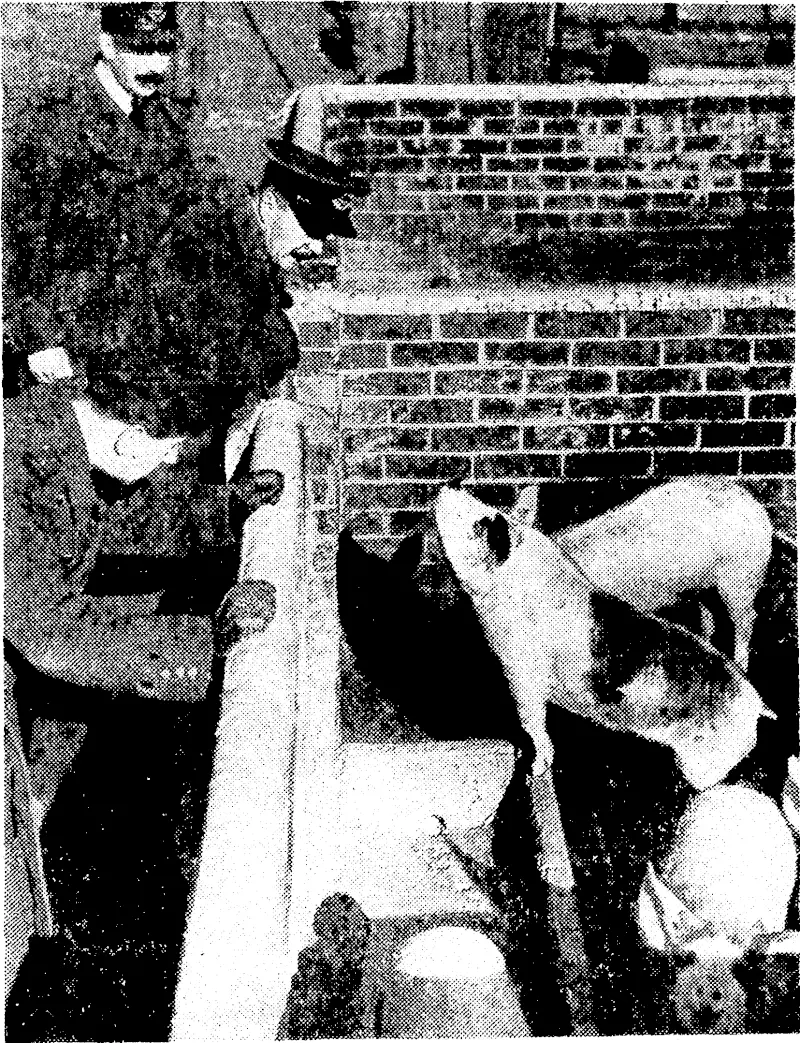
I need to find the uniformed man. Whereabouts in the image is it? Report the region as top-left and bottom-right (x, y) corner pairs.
(3, 0), (298, 402)
(2, 8), (296, 1014)
(4, 361), (282, 1030)
(215, 139), (371, 479)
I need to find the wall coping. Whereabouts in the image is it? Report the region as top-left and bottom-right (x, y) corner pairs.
(171, 403), (308, 1042)
(289, 282), (793, 321)
(653, 65), (793, 86)
(312, 81), (792, 105)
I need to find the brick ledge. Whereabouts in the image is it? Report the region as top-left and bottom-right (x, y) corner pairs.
(290, 282), (793, 321)
(312, 81), (792, 104)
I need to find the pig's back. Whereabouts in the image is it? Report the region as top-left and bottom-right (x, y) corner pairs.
(553, 479), (772, 612)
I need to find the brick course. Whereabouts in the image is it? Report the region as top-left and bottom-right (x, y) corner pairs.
(322, 85), (793, 275)
(296, 295), (795, 555)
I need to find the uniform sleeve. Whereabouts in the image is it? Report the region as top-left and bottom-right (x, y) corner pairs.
(201, 156), (300, 389)
(3, 409), (215, 702)
(3, 105), (60, 356)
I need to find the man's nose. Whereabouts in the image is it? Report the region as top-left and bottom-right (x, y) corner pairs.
(280, 207), (324, 255)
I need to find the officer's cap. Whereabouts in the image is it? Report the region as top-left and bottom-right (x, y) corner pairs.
(100, 2), (180, 53)
(260, 139), (370, 240)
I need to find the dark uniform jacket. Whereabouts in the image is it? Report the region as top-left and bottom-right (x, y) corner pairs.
(3, 67), (297, 416)
(3, 70), (293, 992)
(4, 384), (229, 986)
(4, 385), (223, 699)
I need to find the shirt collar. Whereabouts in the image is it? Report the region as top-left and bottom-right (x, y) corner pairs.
(94, 59), (134, 116)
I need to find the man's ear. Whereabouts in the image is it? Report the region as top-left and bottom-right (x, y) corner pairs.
(390, 531), (423, 578)
(257, 188), (280, 233)
(98, 32), (117, 64)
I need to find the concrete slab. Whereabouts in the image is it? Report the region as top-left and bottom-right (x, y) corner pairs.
(334, 741), (514, 921)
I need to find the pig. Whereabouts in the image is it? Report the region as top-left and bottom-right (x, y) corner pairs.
(636, 783), (799, 1034)
(435, 486), (775, 784)
(512, 479), (777, 671)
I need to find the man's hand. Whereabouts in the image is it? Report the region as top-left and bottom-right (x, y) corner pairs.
(229, 469), (285, 534)
(27, 346), (74, 383)
(215, 580), (277, 655)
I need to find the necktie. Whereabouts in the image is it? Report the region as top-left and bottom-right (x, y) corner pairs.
(130, 96), (149, 132)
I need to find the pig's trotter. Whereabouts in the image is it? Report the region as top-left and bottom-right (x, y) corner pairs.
(730, 603), (757, 670)
(528, 769), (574, 889)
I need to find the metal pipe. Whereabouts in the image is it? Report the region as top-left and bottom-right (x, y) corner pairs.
(171, 401), (307, 1041)
(238, 2), (295, 91)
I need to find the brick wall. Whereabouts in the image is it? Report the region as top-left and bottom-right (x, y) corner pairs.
(294, 289), (795, 567)
(317, 83), (793, 282)
(294, 81), (795, 575)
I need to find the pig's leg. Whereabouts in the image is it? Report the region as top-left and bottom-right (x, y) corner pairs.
(699, 602), (716, 644)
(510, 647), (556, 775)
(517, 697), (554, 776)
(713, 496), (773, 670)
(730, 601), (757, 670)
(479, 595), (556, 773)
(716, 555), (770, 671)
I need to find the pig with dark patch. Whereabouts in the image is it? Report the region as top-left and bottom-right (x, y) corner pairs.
(337, 483), (797, 1032)
(433, 487), (773, 785)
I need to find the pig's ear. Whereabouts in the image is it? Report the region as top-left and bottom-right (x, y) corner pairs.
(484, 512), (512, 565)
(391, 531), (424, 577)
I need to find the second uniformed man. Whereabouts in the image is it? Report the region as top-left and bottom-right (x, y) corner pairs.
(3, 0), (298, 406)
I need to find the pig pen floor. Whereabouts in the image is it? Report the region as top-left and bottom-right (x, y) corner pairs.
(6, 689), (220, 1043)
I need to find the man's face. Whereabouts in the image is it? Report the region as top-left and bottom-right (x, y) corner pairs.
(258, 188), (325, 271)
(99, 32), (174, 97)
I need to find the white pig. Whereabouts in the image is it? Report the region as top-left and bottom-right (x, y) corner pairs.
(513, 479), (777, 670)
(435, 486), (774, 786)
